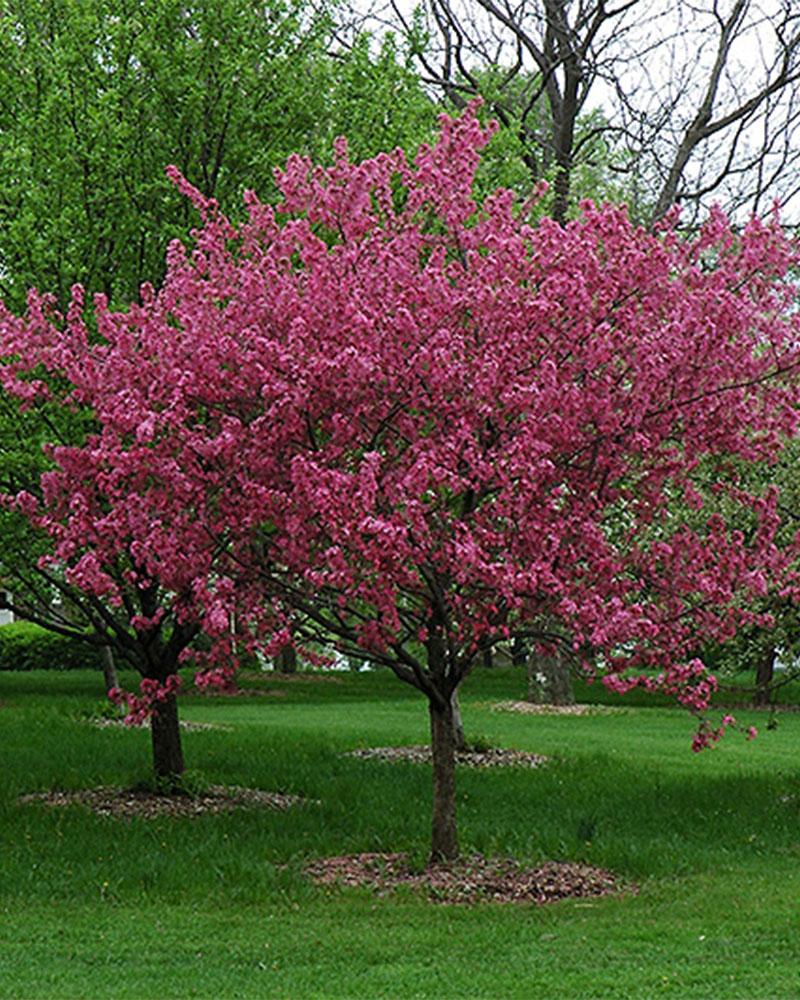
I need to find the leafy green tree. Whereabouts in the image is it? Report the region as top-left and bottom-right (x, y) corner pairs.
(0, 1), (436, 311)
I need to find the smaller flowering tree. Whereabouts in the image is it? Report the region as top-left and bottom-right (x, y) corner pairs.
(0, 286), (248, 784)
(2, 106), (800, 857)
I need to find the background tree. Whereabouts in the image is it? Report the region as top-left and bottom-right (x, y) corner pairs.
(387, 0), (800, 224)
(3, 108), (799, 860)
(0, 0), (437, 311)
(0, 377), (207, 783)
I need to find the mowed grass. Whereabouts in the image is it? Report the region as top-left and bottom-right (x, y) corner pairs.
(1, 667), (800, 999)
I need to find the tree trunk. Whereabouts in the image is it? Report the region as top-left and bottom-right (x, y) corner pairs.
(526, 649), (574, 705)
(150, 691), (184, 784)
(754, 647), (776, 707)
(482, 648), (493, 669)
(451, 687), (466, 752)
(429, 695), (459, 863)
(101, 645), (118, 693)
(511, 637), (527, 668)
(275, 644), (297, 674)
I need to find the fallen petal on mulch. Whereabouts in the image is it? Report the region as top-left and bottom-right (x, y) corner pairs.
(344, 745), (548, 768)
(18, 785), (311, 820)
(491, 701), (628, 716)
(306, 852), (633, 905)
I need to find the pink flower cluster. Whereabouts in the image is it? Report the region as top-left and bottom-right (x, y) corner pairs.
(602, 660), (718, 714)
(108, 674), (182, 727)
(691, 715), (759, 753)
(193, 666), (238, 694)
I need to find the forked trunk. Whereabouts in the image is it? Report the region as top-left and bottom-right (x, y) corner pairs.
(150, 691), (184, 784)
(754, 647), (776, 707)
(429, 695), (459, 863)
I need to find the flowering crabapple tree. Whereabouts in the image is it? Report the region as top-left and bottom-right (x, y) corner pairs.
(0, 288), (250, 785)
(3, 105), (800, 858)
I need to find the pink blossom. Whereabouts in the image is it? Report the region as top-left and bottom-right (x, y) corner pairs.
(1, 104), (799, 751)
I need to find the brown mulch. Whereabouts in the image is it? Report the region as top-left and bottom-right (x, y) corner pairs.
(491, 700), (628, 716)
(344, 745), (549, 768)
(306, 852), (632, 906)
(88, 718), (230, 731)
(192, 686), (285, 698)
(18, 785), (309, 820)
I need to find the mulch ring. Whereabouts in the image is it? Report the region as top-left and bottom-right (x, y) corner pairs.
(18, 785), (309, 820)
(344, 746), (548, 768)
(491, 700), (629, 716)
(192, 686), (285, 698)
(306, 852), (633, 905)
(88, 718), (230, 732)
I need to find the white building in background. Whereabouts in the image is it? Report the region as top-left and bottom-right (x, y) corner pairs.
(0, 590), (13, 626)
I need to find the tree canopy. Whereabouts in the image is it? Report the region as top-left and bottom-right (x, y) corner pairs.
(2, 107), (799, 855)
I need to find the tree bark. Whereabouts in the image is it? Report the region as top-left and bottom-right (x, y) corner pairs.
(150, 691), (184, 784)
(526, 649), (574, 705)
(429, 695), (459, 863)
(275, 644), (297, 674)
(450, 687), (466, 752)
(101, 645), (118, 693)
(754, 647), (776, 707)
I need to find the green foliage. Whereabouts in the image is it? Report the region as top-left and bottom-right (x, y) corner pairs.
(318, 32), (437, 165)
(0, 621), (103, 671)
(0, 0), (321, 307)
(78, 697), (123, 721)
(462, 733), (493, 753)
(0, 1), (437, 312)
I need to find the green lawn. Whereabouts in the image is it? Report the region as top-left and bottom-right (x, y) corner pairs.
(1, 666), (799, 998)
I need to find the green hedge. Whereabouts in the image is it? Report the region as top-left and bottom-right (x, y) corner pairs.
(0, 621), (105, 671)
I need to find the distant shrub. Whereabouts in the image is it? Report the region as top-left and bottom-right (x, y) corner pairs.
(0, 621), (104, 671)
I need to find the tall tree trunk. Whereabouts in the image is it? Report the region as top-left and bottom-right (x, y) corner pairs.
(450, 687), (466, 752)
(527, 649), (574, 705)
(150, 691), (184, 784)
(101, 645), (118, 693)
(754, 647), (776, 707)
(429, 695), (459, 863)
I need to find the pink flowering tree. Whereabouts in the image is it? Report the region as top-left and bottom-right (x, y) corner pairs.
(0, 286), (247, 784)
(3, 106), (800, 857)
